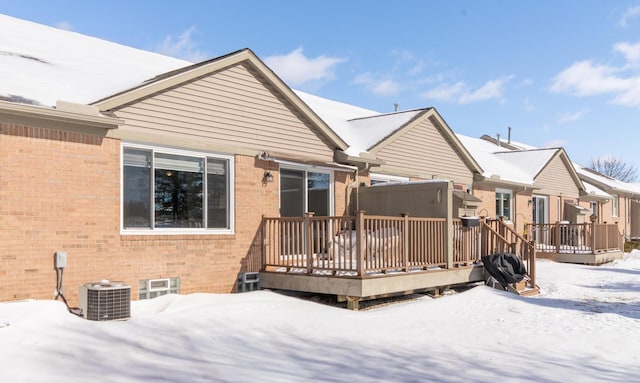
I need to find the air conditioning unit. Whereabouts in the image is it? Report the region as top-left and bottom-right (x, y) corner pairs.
(78, 280), (131, 321)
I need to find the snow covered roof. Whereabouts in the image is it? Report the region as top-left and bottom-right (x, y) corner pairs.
(574, 163), (640, 195)
(0, 14), (191, 107)
(582, 179), (613, 200)
(293, 90), (379, 156)
(0, 15), (350, 151)
(348, 109), (428, 152)
(479, 134), (538, 150)
(294, 90), (430, 157)
(456, 134), (535, 185)
(494, 148), (559, 179)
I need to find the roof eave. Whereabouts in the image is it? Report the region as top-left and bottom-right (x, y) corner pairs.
(474, 173), (534, 188)
(334, 150), (383, 167)
(0, 100), (122, 129)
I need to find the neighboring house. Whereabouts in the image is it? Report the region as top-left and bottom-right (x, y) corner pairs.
(574, 164), (640, 240)
(456, 134), (586, 237)
(481, 133), (640, 240)
(295, 91), (484, 215)
(0, 15), (374, 303)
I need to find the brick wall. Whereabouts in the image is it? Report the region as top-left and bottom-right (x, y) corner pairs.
(1, 122), (354, 304)
(1, 122), (121, 302)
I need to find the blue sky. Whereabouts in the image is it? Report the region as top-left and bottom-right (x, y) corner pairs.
(2, 1), (640, 173)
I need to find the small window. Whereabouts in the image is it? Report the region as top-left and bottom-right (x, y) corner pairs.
(495, 188), (512, 220)
(612, 195), (619, 217)
(237, 272), (259, 292)
(139, 277), (180, 299)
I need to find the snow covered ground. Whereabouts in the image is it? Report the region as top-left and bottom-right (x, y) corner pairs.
(1, 252), (639, 383)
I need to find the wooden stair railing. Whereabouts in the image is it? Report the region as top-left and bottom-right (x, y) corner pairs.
(480, 219), (539, 295)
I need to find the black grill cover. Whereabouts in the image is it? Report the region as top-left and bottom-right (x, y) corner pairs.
(481, 253), (526, 290)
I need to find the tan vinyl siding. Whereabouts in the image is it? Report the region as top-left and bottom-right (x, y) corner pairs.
(535, 155), (580, 197)
(374, 119), (474, 184)
(112, 63), (335, 161)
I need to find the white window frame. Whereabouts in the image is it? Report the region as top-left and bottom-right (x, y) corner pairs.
(495, 188), (513, 221)
(278, 161), (334, 216)
(612, 194), (619, 217)
(120, 143), (235, 235)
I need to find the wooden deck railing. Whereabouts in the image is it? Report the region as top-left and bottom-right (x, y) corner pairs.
(262, 213), (537, 291)
(483, 218), (536, 289)
(452, 220), (481, 265)
(263, 212), (476, 277)
(525, 222), (623, 254)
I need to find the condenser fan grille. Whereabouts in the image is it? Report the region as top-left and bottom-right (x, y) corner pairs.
(79, 281), (131, 321)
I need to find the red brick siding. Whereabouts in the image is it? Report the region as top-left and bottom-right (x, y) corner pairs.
(1, 122), (349, 304)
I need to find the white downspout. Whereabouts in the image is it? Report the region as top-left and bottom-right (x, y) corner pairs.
(345, 162), (369, 215)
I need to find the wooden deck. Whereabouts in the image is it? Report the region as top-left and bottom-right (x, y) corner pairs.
(260, 213), (538, 309)
(526, 222), (624, 265)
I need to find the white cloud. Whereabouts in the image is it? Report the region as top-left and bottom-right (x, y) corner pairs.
(264, 48), (345, 86)
(421, 76), (513, 104)
(613, 42), (640, 66)
(372, 80), (400, 96)
(549, 57), (640, 106)
(557, 109), (590, 125)
(352, 72), (400, 96)
(619, 5), (640, 27)
(517, 78), (534, 87)
(459, 78), (508, 104)
(156, 26), (208, 62)
(55, 21), (73, 31)
(420, 81), (467, 102)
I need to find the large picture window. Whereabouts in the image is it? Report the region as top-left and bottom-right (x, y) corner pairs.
(122, 145), (233, 233)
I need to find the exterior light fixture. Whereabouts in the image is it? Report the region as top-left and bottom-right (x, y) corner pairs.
(263, 171), (274, 183)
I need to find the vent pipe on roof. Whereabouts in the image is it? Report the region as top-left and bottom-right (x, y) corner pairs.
(394, 103), (399, 112)
(508, 126), (512, 144)
(496, 133), (501, 147)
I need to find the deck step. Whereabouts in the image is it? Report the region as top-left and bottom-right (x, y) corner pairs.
(506, 278), (540, 296)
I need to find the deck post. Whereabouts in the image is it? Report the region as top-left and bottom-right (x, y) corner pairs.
(356, 210), (365, 276)
(346, 296), (360, 311)
(590, 218), (596, 253)
(401, 213), (409, 272)
(261, 215), (266, 272)
(445, 183), (454, 269)
(305, 212), (314, 274)
(476, 230), (482, 261)
(529, 241), (536, 288)
(555, 221), (561, 254)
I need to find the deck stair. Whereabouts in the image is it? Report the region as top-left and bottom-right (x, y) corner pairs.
(483, 218), (540, 296)
(507, 276), (540, 296)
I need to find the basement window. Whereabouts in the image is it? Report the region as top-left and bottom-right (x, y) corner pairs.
(139, 277), (180, 299)
(237, 272), (259, 293)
